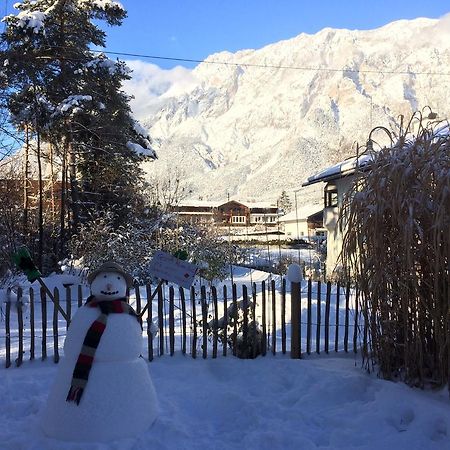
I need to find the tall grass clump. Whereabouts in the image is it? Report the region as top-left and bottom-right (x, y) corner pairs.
(340, 113), (450, 389)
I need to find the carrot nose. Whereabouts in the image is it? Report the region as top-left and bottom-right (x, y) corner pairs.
(106, 283), (113, 291)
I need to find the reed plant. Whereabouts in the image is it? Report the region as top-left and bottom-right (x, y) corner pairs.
(340, 113), (450, 389)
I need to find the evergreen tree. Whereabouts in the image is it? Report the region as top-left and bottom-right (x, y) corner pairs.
(278, 190), (292, 214)
(0, 0), (156, 259)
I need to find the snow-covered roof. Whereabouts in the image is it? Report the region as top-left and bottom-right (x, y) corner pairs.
(280, 204), (323, 222)
(302, 154), (372, 186)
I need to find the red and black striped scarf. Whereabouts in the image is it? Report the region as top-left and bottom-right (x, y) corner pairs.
(66, 296), (140, 405)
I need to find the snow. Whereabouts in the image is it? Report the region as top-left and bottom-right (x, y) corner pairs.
(126, 141), (157, 158)
(15, 10), (46, 33)
(1, 356), (449, 449)
(55, 95), (93, 115)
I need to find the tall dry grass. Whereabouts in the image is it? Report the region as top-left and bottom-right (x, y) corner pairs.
(340, 113), (450, 389)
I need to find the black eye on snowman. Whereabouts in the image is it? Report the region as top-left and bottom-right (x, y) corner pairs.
(104, 275), (107, 278)
(117, 276), (121, 280)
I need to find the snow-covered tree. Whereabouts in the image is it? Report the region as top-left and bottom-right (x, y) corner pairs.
(0, 0), (156, 266)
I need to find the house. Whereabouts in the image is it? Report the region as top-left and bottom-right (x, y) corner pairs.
(279, 204), (325, 241)
(302, 154), (371, 271)
(175, 199), (279, 228)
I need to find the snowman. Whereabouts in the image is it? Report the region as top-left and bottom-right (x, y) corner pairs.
(40, 261), (158, 442)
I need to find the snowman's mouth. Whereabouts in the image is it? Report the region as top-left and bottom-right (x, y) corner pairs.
(100, 290), (119, 296)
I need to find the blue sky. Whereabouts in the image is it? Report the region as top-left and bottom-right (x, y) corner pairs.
(101, 0), (450, 69)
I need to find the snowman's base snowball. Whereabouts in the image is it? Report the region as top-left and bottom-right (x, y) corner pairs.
(40, 356), (158, 442)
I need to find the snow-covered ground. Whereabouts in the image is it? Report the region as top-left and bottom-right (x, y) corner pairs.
(1, 268), (449, 449)
(1, 355), (449, 449)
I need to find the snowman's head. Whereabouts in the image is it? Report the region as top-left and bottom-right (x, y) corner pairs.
(88, 261), (134, 301)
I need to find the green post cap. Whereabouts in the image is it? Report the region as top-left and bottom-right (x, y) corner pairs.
(12, 247), (41, 282)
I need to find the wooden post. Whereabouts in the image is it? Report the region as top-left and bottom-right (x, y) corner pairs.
(316, 281), (321, 354)
(180, 287), (187, 355)
(291, 280), (301, 359)
(307, 278), (312, 354)
(53, 287), (60, 363)
(77, 284), (83, 307)
(223, 285), (228, 357)
(325, 281), (331, 354)
(335, 282), (340, 353)
(353, 284), (359, 354)
(261, 281), (267, 356)
(169, 286), (175, 356)
(232, 283), (238, 356)
(252, 282), (257, 359)
(157, 283), (164, 356)
(5, 295), (11, 368)
(30, 287), (35, 360)
(65, 285), (72, 329)
(271, 279), (276, 355)
(145, 284), (154, 362)
(242, 285), (249, 358)
(41, 287), (47, 361)
(201, 286), (208, 359)
(281, 278), (286, 354)
(212, 286), (218, 358)
(344, 281), (350, 352)
(191, 286), (197, 358)
(16, 287), (24, 367)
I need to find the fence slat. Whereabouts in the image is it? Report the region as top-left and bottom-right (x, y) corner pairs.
(29, 287), (35, 360)
(65, 286), (72, 329)
(281, 278), (286, 354)
(146, 284), (154, 362)
(335, 282), (340, 352)
(271, 279), (276, 355)
(290, 281), (301, 358)
(232, 284), (238, 356)
(201, 286), (208, 359)
(52, 288), (60, 363)
(41, 287), (47, 361)
(223, 285), (228, 357)
(169, 286), (175, 356)
(180, 287), (187, 355)
(242, 285), (249, 358)
(344, 282), (350, 353)
(5, 290), (11, 368)
(307, 279), (312, 354)
(16, 287), (24, 367)
(261, 281), (267, 356)
(191, 286), (197, 359)
(157, 284), (164, 356)
(325, 281), (331, 354)
(353, 285), (359, 354)
(77, 285), (83, 307)
(212, 286), (218, 358)
(252, 283), (257, 359)
(316, 281), (321, 354)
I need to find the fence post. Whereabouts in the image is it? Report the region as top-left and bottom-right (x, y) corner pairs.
(307, 278), (312, 354)
(223, 285), (228, 357)
(316, 281), (321, 354)
(53, 287), (60, 363)
(201, 286), (208, 359)
(335, 282), (340, 353)
(191, 286), (197, 359)
(30, 287), (35, 361)
(353, 284), (359, 354)
(16, 287), (24, 367)
(146, 284), (154, 362)
(290, 280), (301, 359)
(157, 283), (164, 356)
(232, 284), (238, 356)
(169, 286), (175, 356)
(77, 285), (83, 307)
(179, 287), (187, 355)
(281, 278), (286, 354)
(325, 281), (331, 354)
(271, 279), (276, 355)
(5, 289), (11, 368)
(65, 285), (72, 329)
(261, 281), (267, 356)
(344, 282), (350, 353)
(212, 286), (218, 359)
(41, 287), (47, 361)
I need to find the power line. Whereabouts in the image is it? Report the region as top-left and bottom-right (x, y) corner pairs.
(99, 49), (450, 77)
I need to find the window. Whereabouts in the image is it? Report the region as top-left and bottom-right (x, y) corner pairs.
(325, 189), (338, 208)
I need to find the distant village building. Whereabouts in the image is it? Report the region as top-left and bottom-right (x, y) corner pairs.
(279, 205), (325, 241)
(302, 155), (371, 271)
(174, 199), (279, 228)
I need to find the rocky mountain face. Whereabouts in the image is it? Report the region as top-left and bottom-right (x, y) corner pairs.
(142, 17), (450, 203)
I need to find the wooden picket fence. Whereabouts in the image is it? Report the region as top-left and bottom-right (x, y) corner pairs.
(2, 279), (359, 368)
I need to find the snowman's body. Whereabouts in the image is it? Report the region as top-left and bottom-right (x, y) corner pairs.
(40, 269), (158, 442)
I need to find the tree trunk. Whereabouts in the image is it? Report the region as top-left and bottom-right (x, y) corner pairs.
(36, 129), (43, 272)
(23, 125), (30, 240)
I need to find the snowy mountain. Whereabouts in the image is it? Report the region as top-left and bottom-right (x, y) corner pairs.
(141, 17), (450, 203)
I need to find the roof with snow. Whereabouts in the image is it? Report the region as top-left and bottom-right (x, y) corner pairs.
(302, 154), (372, 186)
(280, 204), (323, 222)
